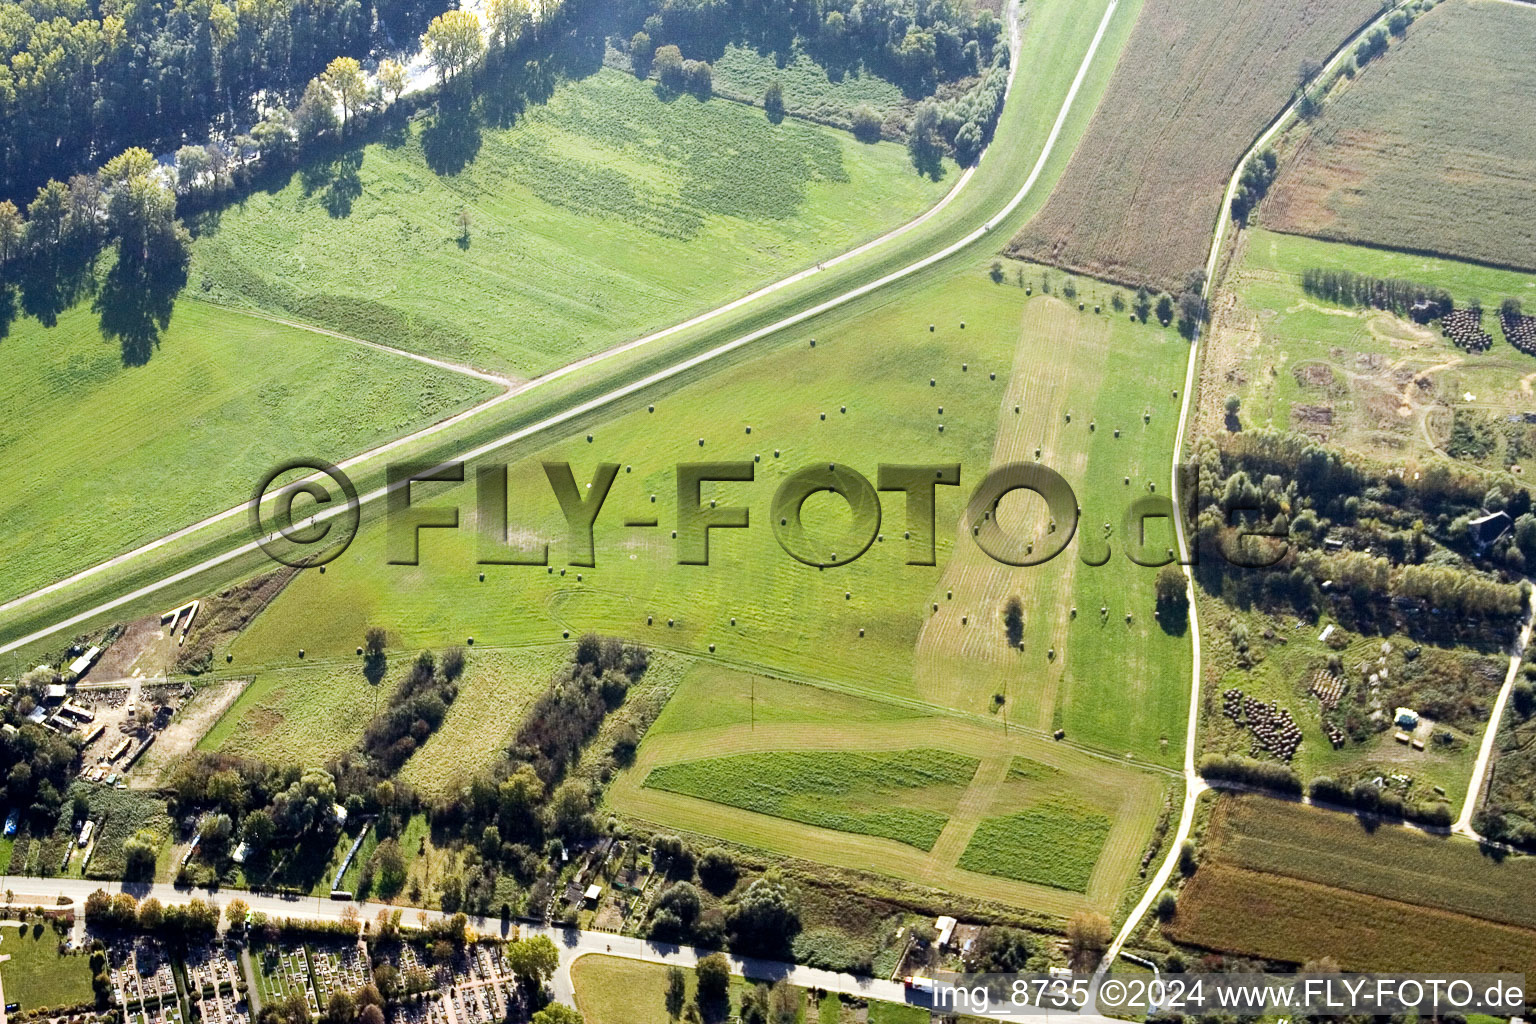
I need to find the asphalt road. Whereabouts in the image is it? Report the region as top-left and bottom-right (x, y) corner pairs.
(0, 875), (1118, 1021)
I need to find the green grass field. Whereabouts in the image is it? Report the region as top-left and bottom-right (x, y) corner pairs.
(199, 648), (561, 776)
(1168, 793), (1536, 969)
(643, 748), (980, 850)
(571, 954), (808, 1024)
(610, 679), (1171, 915)
(0, 923), (97, 1012)
(394, 646), (568, 797)
(229, 265), (1192, 766)
(957, 797), (1112, 892)
(194, 68), (950, 378)
(1264, 0), (1536, 271)
(1200, 228), (1536, 472)
(647, 663), (923, 737)
(199, 662), (381, 767)
(0, 299), (494, 605)
(709, 45), (910, 127)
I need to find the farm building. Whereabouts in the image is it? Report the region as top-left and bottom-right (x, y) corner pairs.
(1469, 511), (1512, 552)
(66, 645), (101, 678)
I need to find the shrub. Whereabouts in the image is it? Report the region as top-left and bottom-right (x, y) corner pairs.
(850, 105), (882, 144)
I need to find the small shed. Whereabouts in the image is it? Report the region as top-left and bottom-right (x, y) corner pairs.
(934, 915), (957, 948)
(1394, 707), (1419, 729)
(584, 884), (603, 905)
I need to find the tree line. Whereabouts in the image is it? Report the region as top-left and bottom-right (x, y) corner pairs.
(0, 145), (189, 361)
(0, 0), (447, 203)
(1300, 266), (1453, 320)
(618, 0), (1002, 100)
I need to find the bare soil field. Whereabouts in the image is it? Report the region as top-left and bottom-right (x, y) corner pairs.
(1008, 0), (1378, 290)
(1263, 0), (1536, 271)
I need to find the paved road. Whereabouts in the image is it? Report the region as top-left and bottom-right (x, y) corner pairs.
(0, 876), (1118, 1021)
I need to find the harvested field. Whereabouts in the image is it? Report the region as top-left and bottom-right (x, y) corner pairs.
(1165, 794), (1536, 969)
(1207, 794), (1536, 928)
(1169, 861), (1536, 971)
(1008, 0), (1378, 290)
(1264, 0), (1536, 271)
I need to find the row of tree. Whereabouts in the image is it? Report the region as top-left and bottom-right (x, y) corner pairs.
(1299, 266), (1453, 320)
(618, 0), (1002, 99)
(0, 0), (448, 202)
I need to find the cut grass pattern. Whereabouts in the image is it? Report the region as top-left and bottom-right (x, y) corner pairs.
(643, 748), (979, 851)
(958, 797), (1111, 892)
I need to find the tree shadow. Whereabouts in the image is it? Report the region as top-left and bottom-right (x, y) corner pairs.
(910, 145), (946, 181)
(95, 246), (189, 366)
(421, 96), (483, 176)
(0, 282), (14, 340)
(1155, 600), (1190, 636)
(300, 148), (364, 218)
(18, 242), (98, 328)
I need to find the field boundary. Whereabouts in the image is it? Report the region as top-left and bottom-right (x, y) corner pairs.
(1099, 0), (1422, 976)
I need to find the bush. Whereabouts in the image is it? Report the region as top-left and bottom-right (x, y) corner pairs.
(763, 81), (784, 122)
(1198, 753), (1303, 795)
(850, 105), (882, 144)
(654, 45), (684, 91)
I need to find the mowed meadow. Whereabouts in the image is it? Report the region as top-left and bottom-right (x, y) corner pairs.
(0, 300), (495, 604)
(227, 265), (1194, 764)
(217, 265), (1191, 912)
(1167, 794), (1536, 970)
(610, 665), (1172, 914)
(194, 69), (952, 378)
(198, 647), (568, 791)
(1263, 0), (1536, 271)
(1008, 0), (1379, 290)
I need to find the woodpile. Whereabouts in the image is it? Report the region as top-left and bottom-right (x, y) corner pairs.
(1221, 687), (1302, 761)
(1308, 669), (1344, 709)
(1501, 311), (1536, 357)
(1442, 307), (1492, 352)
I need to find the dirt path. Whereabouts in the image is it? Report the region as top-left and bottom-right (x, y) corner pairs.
(131, 676), (252, 786)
